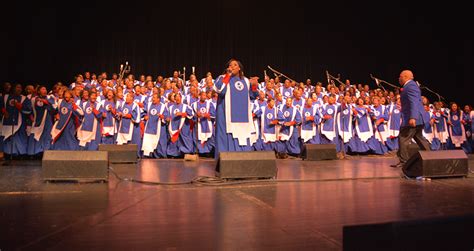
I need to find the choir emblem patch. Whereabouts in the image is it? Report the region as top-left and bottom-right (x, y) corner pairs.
(266, 113), (273, 120)
(150, 108), (158, 116)
(235, 81), (244, 91)
(343, 109), (349, 115)
(327, 108), (334, 115)
(284, 111), (290, 118)
(304, 112), (311, 117)
(86, 107), (93, 114)
(106, 104), (111, 111)
(374, 110), (380, 117)
(394, 109), (400, 114)
(8, 99), (15, 106)
(123, 108), (129, 115)
(61, 107), (68, 115)
(200, 107), (207, 113)
(36, 100), (44, 107)
(436, 112), (441, 117)
(174, 109), (180, 115)
(452, 115), (458, 121)
(285, 92), (290, 97)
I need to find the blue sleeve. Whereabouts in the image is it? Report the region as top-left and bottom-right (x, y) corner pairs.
(406, 84), (420, 120)
(209, 103), (216, 119)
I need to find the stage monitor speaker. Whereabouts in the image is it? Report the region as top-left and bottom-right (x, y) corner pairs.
(343, 214), (474, 251)
(216, 151), (277, 179)
(42, 150), (108, 182)
(402, 150), (468, 178)
(301, 144), (337, 160)
(98, 144), (137, 163)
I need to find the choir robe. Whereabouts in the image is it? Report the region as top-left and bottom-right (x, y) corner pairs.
(470, 111), (474, 150)
(264, 89), (276, 99)
(77, 101), (102, 150)
(462, 111), (472, 153)
(432, 109), (450, 149)
(50, 100), (84, 150)
(260, 105), (285, 152)
(192, 100), (216, 154)
(280, 87), (294, 99)
(352, 106), (373, 154)
(251, 103), (264, 151)
(301, 105), (321, 144)
(213, 75), (259, 159)
(27, 95), (55, 155)
(336, 104), (356, 154)
(447, 110), (468, 152)
(166, 103), (195, 157)
(100, 100), (118, 144)
(116, 102), (141, 156)
(185, 95), (199, 106)
(0, 94), (3, 152)
(367, 105), (389, 155)
(292, 98), (305, 114)
(320, 104), (340, 152)
(256, 99), (267, 109)
(386, 103), (402, 151)
(279, 105), (301, 155)
(142, 102), (169, 158)
(421, 110), (440, 151)
(1, 94), (32, 155)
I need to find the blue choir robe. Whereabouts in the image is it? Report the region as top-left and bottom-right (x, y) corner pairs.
(301, 105), (321, 144)
(264, 89), (276, 99)
(100, 100), (118, 144)
(256, 99), (267, 109)
(352, 106), (373, 153)
(292, 98), (305, 114)
(1, 94), (32, 155)
(142, 102), (169, 158)
(185, 95), (199, 106)
(27, 95), (55, 155)
(166, 103), (195, 157)
(213, 75), (259, 159)
(251, 103), (264, 151)
(320, 104), (339, 148)
(448, 110), (466, 148)
(280, 87), (294, 99)
(279, 105), (301, 155)
(77, 101), (103, 150)
(260, 105), (285, 152)
(336, 104), (355, 153)
(116, 102), (141, 157)
(367, 105), (389, 154)
(386, 103), (402, 151)
(421, 110), (440, 150)
(192, 100), (216, 154)
(432, 109), (449, 144)
(51, 100), (84, 150)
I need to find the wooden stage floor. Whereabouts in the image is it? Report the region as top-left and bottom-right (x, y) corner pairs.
(1, 155), (473, 250)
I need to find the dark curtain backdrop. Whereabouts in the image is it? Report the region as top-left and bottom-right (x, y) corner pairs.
(2, 0), (472, 105)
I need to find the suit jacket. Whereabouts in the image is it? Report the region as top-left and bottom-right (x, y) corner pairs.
(400, 80), (427, 126)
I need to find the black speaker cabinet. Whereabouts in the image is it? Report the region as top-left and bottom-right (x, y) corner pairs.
(301, 144), (337, 160)
(98, 144), (137, 163)
(216, 151), (277, 179)
(403, 150), (468, 178)
(343, 215), (474, 251)
(42, 150), (108, 182)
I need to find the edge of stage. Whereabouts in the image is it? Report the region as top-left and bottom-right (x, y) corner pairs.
(1, 155), (474, 250)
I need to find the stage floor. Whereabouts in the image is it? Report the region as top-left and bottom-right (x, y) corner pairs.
(1, 155), (474, 250)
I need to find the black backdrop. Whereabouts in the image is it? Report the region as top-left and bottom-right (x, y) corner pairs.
(2, 0), (473, 105)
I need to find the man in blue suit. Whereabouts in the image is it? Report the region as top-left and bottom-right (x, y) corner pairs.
(391, 70), (431, 168)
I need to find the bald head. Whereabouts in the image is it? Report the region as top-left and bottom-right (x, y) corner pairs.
(399, 70), (414, 85)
